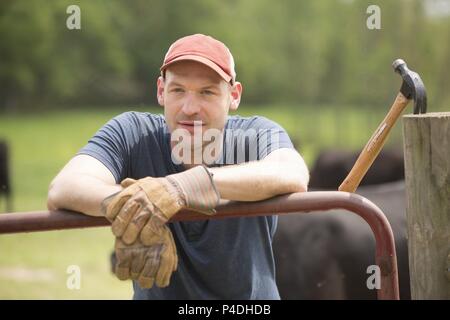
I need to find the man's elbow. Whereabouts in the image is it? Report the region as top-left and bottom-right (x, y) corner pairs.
(47, 179), (62, 210)
(294, 181), (308, 193)
(276, 176), (308, 195)
(288, 168), (309, 193)
(289, 178), (308, 193)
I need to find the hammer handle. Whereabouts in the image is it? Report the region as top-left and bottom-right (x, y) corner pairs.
(338, 92), (410, 193)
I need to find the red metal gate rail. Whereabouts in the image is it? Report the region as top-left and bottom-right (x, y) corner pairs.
(0, 191), (400, 300)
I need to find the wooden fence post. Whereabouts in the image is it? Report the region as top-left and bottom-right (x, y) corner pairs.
(403, 112), (450, 299)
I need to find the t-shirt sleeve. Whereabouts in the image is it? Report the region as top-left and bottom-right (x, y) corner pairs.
(76, 112), (136, 183)
(250, 116), (294, 160)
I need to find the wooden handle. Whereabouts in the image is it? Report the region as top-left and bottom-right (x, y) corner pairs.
(338, 92), (410, 193)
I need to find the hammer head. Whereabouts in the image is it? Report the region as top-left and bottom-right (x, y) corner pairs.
(392, 59), (427, 114)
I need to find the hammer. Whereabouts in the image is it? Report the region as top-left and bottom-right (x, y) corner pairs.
(338, 59), (427, 193)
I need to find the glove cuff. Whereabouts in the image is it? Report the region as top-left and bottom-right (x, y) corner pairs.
(167, 165), (220, 215)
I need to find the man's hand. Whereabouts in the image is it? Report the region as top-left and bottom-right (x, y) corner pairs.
(103, 165), (220, 245)
(113, 226), (178, 289)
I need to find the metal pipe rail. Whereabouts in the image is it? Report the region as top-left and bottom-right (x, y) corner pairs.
(0, 191), (399, 300)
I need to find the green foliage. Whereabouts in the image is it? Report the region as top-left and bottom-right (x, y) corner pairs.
(0, 0), (449, 111)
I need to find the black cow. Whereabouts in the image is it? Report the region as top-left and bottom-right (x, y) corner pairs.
(274, 181), (410, 300)
(0, 140), (12, 212)
(274, 147), (410, 300)
(309, 148), (404, 189)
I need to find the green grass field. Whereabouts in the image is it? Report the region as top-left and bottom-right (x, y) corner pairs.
(0, 105), (403, 299)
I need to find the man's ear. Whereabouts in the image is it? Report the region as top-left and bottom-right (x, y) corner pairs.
(229, 82), (242, 111)
(157, 76), (165, 107)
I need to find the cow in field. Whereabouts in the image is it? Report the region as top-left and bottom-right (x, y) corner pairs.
(273, 147), (410, 300)
(309, 148), (404, 189)
(274, 181), (410, 299)
(0, 140), (12, 213)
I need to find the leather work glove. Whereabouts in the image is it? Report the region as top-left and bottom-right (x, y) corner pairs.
(113, 226), (178, 288)
(103, 165), (220, 245)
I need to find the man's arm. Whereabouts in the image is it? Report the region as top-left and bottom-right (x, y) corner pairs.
(48, 148), (308, 216)
(47, 154), (122, 217)
(209, 148), (309, 202)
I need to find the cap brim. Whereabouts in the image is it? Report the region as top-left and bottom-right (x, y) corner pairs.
(160, 55), (232, 83)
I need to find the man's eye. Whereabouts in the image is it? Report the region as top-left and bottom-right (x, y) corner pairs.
(171, 88), (184, 93)
(201, 90), (214, 95)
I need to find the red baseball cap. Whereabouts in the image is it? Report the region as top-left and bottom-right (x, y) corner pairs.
(160, 34), (236, 84)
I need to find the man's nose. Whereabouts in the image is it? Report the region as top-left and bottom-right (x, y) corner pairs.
(181, 92), (201, 116)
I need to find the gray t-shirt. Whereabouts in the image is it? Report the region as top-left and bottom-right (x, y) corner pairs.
(78, 111), (294, 299)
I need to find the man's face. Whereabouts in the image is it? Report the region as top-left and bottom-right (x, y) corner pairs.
(157, 60), (242, 137)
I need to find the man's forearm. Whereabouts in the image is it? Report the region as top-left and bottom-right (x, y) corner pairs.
(47, 174), (122, 217)
(208, 157), (308, 202)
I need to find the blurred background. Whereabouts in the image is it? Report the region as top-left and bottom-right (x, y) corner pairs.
(0, 0), (448, 299)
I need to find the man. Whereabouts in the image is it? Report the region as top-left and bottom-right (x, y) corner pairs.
(47, 34), (309, 299)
